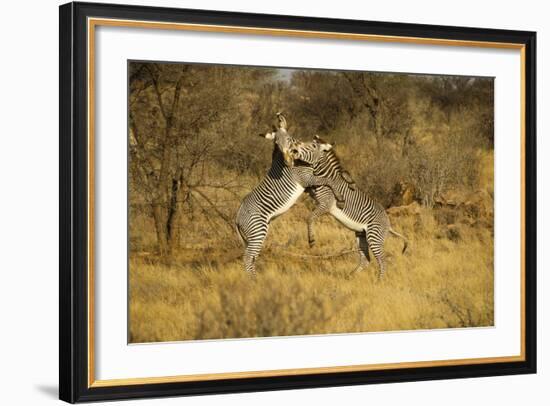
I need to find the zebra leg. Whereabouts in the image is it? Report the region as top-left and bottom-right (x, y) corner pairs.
(241, 222), (268, 277)
(305, 176), (345, 209)
(307, 203), (330, 248)
(340, 170), (356, 191)
(354, 231), (371, 273)
(324, 178), (345, 209)
(366, 228), (386, 279)
(375, 252), (386, 280)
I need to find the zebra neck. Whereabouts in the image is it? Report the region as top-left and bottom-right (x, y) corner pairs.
(315, 151), (343, 176)
(267, 148), (292, 178)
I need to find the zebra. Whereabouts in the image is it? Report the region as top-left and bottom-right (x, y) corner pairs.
(288, 135), (408, 279)
(235, 114), (348, 276)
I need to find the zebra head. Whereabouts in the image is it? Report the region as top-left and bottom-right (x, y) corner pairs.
(289, 135), (333, 167)
(259, 112), (298, 166)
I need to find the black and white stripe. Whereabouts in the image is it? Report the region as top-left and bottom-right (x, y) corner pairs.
(235, 116), (346, 275)
(293, 138), (408, 279)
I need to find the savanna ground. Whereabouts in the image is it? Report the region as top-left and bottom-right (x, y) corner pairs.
(128, 62), (494, 343)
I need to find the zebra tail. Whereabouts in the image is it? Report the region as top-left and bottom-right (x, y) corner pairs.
(389, 228), (408, 254)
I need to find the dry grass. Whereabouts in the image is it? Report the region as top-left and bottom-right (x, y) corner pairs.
(127, 64), (495, 343)
(129, 201), (494, 343)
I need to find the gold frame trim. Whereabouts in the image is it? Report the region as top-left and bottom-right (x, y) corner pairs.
(87, 17), (527, 388)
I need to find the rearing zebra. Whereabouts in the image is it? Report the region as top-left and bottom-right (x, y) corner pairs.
(235, 114), (348, 275)
(289, 135), (408, 279)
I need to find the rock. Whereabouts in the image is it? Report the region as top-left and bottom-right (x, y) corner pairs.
(461, 189), (493, 221)
(434, 189), (493, 226)
(389, 181), (416, 207)
(387, 201), (422, 217)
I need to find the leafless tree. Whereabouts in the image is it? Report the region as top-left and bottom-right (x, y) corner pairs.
(129, 63), (274, 254)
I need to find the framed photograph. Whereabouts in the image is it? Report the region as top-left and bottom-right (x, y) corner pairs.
(59, 1), (536, 403)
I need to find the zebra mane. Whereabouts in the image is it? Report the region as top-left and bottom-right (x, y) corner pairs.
(316, 146), (356, 189)
(312, 135), (344, 172)
(319, 147), (344, 173)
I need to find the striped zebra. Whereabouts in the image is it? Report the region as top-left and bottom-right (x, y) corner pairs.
(235, 114), (348, 276)
(288, 135), (408, 279)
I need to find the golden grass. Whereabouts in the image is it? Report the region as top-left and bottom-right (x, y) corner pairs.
(129, 204), (494, 343)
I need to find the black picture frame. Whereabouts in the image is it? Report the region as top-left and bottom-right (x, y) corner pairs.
(59, 1), (537, 403)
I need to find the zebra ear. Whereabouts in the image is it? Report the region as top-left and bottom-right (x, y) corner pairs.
(319, 142), (333, 152)
(314, 134), (332, 145)
(276, 112), (287, 130)
(261, 131), (276, 140)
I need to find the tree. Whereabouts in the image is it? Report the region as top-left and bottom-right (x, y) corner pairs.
(129, 62), (274, 254)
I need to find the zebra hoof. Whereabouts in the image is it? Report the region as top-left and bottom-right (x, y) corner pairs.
(336, 199), (345, 209)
